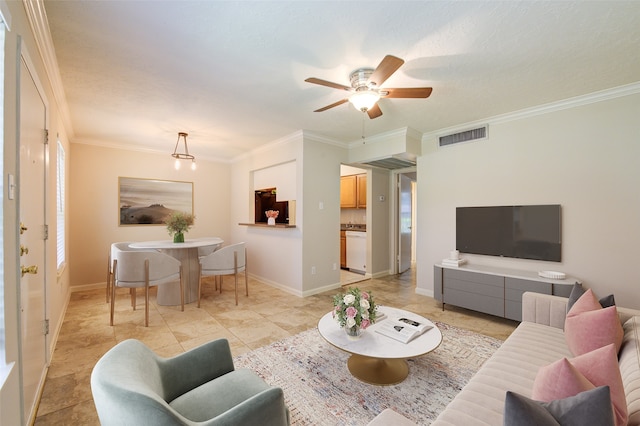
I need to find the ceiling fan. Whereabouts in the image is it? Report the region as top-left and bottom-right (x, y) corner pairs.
(305, 55), (432, 119)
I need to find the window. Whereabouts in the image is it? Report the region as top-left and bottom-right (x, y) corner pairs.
(56, 140), (65, 270)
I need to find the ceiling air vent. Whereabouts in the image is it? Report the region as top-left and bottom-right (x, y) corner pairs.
(439, 126), (487, 147)
(362, 157), (416, 170)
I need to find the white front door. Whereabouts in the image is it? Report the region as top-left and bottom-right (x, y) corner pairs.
(19, 53), (48, 423)
(398, 174), (413, 273)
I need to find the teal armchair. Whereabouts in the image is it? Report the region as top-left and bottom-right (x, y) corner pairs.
(91, 338), (290, 426)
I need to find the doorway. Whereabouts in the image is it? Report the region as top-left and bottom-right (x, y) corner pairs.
(394, 170), (416, 275)
(18, 47), (49, 424)
(340, 164), (369, 285)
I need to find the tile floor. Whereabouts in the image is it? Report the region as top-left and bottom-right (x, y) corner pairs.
(34, 269), (517, 424)
(340, 269), (370, 286)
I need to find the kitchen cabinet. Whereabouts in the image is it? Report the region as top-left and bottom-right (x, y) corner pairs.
(340, 175), (357, 208)
(356, 174), (367, 208)
(340, 174), (366, 208)
(340, 231), (346, 268)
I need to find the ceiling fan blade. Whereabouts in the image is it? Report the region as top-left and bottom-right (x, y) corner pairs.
(381, 87), (433, 98)
(366, 103), (383, 119)
(368, 55), (405, 87)
(314, 98), (349, 112)
(305, 77), (351, 91)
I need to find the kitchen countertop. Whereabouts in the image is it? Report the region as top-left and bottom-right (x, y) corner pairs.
(340, 224), (366, 232)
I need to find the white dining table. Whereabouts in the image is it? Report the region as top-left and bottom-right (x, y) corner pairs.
(129, 237), (224, 305)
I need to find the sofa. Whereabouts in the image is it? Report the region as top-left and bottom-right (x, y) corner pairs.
(369, 291), (640, 425)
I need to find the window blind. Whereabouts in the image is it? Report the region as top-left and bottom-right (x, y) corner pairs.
(56, 141), (65, 269)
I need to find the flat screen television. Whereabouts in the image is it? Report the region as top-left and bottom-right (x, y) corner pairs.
(456, 205), (561, 262)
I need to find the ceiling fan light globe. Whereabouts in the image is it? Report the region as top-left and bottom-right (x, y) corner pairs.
(349, 90), (380, 112)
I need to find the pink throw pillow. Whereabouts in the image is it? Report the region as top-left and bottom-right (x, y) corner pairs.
(532, 344), (627, 426)
(570, 344), (627, 426)
(564, 289), (623, 356)
(532, 358), (594, 400)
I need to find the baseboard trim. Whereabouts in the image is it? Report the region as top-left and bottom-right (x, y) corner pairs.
(415, 287), (434, 298)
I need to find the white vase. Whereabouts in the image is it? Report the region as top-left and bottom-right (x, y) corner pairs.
(267, 217), (276, 226)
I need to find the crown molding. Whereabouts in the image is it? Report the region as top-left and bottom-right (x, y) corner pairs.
(230, 129), (346, 164)
(422, 81), (640, 142)
(23, 0), (74, 138)
(73, 137), (232, 164)
(231, 130), (304, 163)
(302, 130), (347, 147)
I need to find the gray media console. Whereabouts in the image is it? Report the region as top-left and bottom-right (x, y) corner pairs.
(434, 265), (577, 321)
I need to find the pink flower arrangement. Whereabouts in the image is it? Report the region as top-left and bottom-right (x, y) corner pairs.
(332, 287), (377, 330)
(265, 210), (279, 219)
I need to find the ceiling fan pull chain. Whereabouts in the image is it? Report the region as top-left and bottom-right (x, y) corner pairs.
(361, 113), (366, 144)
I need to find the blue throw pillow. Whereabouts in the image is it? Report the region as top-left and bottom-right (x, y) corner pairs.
(503, 386), (614, 426)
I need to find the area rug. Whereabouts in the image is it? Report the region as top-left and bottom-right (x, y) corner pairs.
(233, 322), (502, 425)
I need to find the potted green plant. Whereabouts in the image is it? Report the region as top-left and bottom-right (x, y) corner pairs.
(165, 211), (194, 243)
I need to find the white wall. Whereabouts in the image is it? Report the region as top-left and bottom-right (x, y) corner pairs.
(369, 168), (391, 277)
(253, 161), (296, 201)
(69, 144), (232, 287)
(348, 127), (421, 163)
(229, 131), (350, 297)
(417, 92), (640, 309)
(301, 133), (347, 294)
(230, 132), (305, 295)
(340, 164), (365, 177)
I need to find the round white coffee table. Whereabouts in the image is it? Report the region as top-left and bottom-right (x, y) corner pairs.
(317, 306), (442, 385)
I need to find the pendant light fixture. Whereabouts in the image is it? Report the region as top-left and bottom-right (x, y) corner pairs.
(171, 132), (196, 170)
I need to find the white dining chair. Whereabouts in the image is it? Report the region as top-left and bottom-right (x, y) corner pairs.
(195, 238), (222, 259)
(198, 242), (247, 307)
(193, 239), (223, 292)
(106, 241), (136, 303)
(106, 242), (143, 304)
(110, 249), (184, 327)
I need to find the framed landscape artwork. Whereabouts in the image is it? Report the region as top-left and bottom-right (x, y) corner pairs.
(119, 177), (193, 226)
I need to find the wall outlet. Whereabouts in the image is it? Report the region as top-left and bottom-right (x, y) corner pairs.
(311, 266), (316, 275)
(332, 263), (337, 270)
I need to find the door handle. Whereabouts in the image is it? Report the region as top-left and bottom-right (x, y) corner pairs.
(21, 265), (38, 277)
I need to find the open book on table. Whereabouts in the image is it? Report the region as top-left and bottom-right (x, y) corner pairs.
(375, 315), (433, 344)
